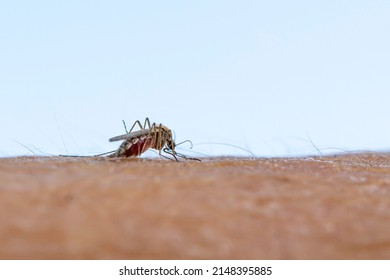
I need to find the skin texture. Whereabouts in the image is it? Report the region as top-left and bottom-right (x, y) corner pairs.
(0, 154), (390, 260)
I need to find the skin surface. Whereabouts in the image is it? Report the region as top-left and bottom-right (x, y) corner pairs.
(0, 154), (390, 259)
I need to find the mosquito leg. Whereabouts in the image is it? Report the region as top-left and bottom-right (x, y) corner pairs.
(159, 124), (169, 153)
(164, 148), (200, 162)
(178, 153), (201, 162)
(124, 119), (144, 134)
(94, 150), (118, 157)
(144, 118), (151, 130)
(166, 132), (178, 159)
(149, 122), (158, 148)
(163, 148), (179, 162)
(122, 120), (128, 133)
(160, 153), (176, 161)
(172, 152), (179, 162)
(158, 123), (164, 151)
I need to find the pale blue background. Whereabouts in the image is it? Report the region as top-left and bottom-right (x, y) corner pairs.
(1, 1), (389, 158)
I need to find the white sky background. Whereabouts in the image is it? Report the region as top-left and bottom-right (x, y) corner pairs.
(1, 0), (389, 158)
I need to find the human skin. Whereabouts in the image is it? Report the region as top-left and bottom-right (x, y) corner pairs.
(0, 154), (389, 259)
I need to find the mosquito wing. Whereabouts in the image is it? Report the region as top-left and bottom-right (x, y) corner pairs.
(109, 129), (151, 142)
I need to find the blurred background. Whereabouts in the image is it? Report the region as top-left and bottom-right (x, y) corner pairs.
(1, 0), (389, 158)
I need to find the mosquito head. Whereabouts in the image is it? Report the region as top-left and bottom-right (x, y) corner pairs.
(153, 124), (175, 151)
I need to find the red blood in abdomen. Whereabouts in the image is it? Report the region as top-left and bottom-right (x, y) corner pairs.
(123, 136), (154, 157)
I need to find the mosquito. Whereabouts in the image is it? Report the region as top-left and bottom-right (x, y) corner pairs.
(108, 118), (200, 161)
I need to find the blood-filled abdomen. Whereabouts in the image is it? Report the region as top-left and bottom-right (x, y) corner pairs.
(122, 135), (154, 157)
